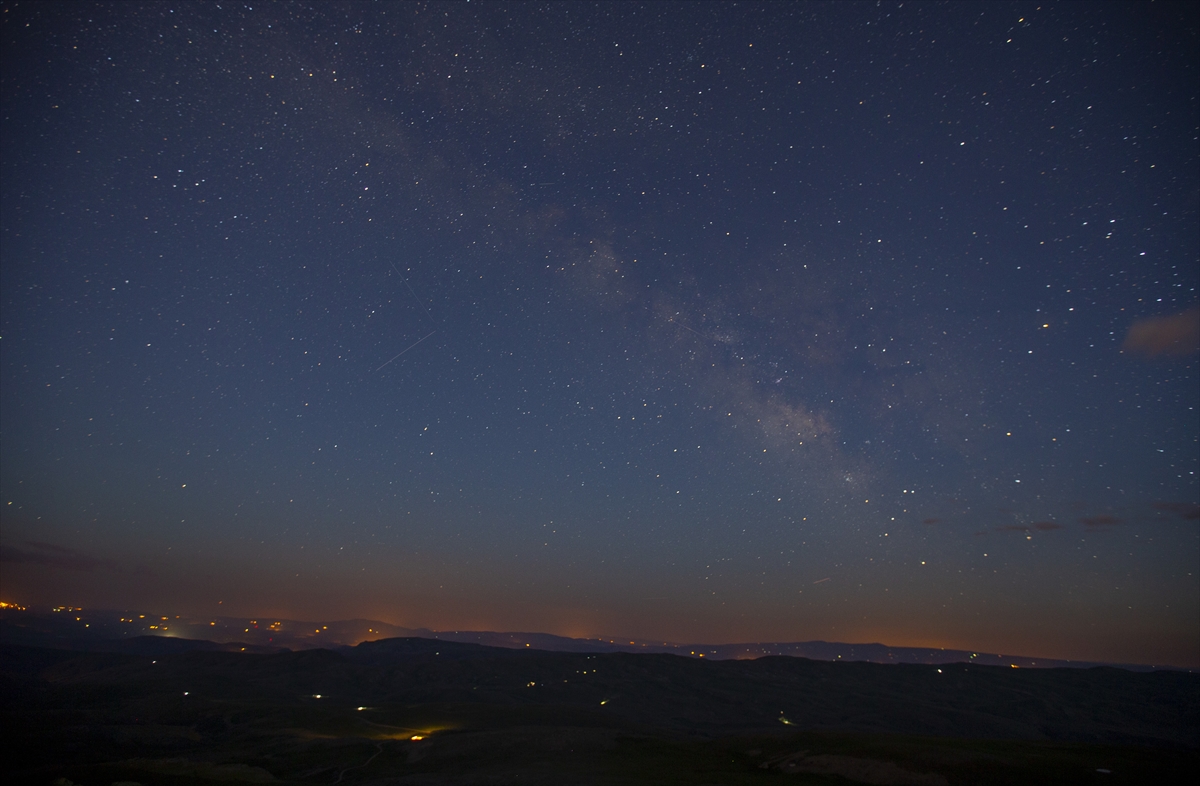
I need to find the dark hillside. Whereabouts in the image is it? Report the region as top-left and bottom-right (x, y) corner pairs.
(5, 637), (1198, 744)
(2, 637), (1197, 785)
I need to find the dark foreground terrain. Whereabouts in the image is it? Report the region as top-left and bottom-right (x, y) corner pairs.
(2, 635), (1197, 785)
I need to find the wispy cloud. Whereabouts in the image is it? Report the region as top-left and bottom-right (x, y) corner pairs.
(1122, 308), (1200, 358)
(23, 540), (80, 555)
(1080, 515), (1121, 530)
(1151, 502), (1200, 521)
(0, 541), (152, 576)
(1, 543), (110, 571)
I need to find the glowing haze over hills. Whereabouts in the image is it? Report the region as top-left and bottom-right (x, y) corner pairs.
(1, 2), (1197, 667)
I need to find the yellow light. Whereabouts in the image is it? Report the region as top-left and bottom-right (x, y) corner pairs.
(410, 735), (425, 741)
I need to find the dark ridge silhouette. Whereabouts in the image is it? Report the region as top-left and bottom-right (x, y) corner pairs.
(4, 608), (1182, 671)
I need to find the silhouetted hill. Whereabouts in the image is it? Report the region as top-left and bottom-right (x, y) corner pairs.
(0, 617), (283, 656)
(3, 607), (1183, 670)
(345, 635), (536, 664)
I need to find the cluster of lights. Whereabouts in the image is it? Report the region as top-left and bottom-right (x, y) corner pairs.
(0, 601), (26, 611)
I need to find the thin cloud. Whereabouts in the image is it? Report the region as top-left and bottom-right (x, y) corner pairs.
(1, 543), (109, 571)
(995, 525), (1030, 532)
(1032, 521), (1064, 531)
(1121, 308), (1200, 358)
(23, 539), (79, 555)
(1080, 515), (1121, 529)
(921, 518), (941, 525)
(1151, 502), (1200, 521)
(0, 541), (153, 576)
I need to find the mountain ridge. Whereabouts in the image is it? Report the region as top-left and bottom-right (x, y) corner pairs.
(1, 606), (1187, 671)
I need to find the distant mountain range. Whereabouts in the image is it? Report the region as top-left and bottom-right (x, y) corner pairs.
(1, 606), (1183, 671)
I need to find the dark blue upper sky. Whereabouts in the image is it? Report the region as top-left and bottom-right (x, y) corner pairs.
(2, 1), (1197, 665)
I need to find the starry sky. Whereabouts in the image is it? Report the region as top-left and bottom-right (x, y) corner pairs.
(2, 1), (1198, 666)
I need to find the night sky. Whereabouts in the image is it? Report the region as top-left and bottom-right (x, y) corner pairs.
(2, 2), (1197, 667)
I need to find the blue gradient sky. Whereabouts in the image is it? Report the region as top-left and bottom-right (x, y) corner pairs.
(2, 1), (1197, 665)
